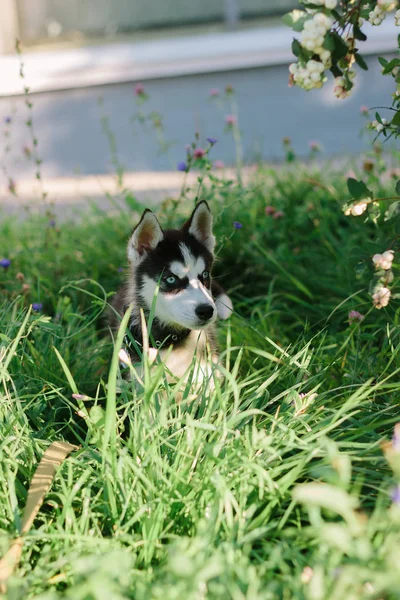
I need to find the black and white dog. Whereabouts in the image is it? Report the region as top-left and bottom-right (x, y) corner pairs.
(111, 201), (232, 386)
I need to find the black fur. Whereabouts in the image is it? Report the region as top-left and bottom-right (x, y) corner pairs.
(110, 202), (225, 364)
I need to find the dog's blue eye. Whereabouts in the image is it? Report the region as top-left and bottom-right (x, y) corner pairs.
(202, 270), (209, 279)
(166, 276), (176, 284)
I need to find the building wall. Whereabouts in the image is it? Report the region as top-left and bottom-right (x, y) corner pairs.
(14, 0), (297, 40)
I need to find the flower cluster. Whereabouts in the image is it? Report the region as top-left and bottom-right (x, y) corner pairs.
(373, 250), (394, 270)
(369, 1), (396, 26)
(368, 5), (386, 25)
(344, 200), (368, 216)
(370, 118), (388, 132)
(301, 13), (333, 54)
(372, 286), (391, 309)
(265, 205), (284, 219)
(289, 60), (326, 91)
(284, 2), (400, 100)
(334, 73), (354, 99)
(371, 250), (395, 309)
(176, 135), (218, 172)
(348, 310), (364, 324)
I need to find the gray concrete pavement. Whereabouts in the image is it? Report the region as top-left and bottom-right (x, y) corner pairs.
(0, 21), (397, 202)
(0, 54), (395, 187)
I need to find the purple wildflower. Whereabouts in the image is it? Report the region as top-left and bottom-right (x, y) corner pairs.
(0, 258), (11, 269)
(391, 485), (400, 505)
(209, 89), (219, 97)
(194, 148), (205, 159)
(4, 117), (11, 125)
(233, 221), (243, 229)
(348, 310), (365, 324)
(32, 302), (43, 312)
(117, 267), (124, 273)
(273, 211), (284, 219)
(207, 137), (217, 144)
(48, 219), (56, 228)
(177, 161), (187, 172)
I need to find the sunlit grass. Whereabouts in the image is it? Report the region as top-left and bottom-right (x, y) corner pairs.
(1, 161), (400, 598)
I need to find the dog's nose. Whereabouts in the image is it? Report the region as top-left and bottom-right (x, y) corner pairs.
(195, 304), (214, 322)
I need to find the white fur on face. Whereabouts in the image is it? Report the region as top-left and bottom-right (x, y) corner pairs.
(215, 293), (233, 320)
(139, 244), (216, 329)
(169, 243), (206, 281)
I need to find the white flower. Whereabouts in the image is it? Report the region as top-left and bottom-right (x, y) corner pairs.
(118, 348), (132, 366)
(346, 201), (368, 216)
(372, 287), (391, 309)
(325, 0), (337, 8)
(395, 9), (400, 26)
(351, 202), (367, 216)
(372, 250), (394, 270)
(371, 120), (385, 132)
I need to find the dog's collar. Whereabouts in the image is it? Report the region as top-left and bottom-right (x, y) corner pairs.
(122, 308), (190, 356)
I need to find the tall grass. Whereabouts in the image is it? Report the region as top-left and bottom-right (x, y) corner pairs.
(1, 159), (400, 599)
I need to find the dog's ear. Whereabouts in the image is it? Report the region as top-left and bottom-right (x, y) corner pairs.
(128, 209), (164, 262)
(183, 200), (215, 252)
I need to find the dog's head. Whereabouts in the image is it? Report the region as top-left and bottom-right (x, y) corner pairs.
(127, 201), (217, 331)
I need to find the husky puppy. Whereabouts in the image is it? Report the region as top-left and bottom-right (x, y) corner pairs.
(111, 201), (232, 385)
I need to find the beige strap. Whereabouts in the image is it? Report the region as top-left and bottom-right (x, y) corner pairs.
(0, 441), (77, 593)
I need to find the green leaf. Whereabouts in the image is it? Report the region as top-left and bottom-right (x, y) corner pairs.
(382, 58), (400, 75)
(353, 25), (367, 41)
(291, 38), (301, 58)
(384, 200), (400, 221)
(396, 180), (400, 195)
(355, 53), (368, 71)
(323, 32), (335, 52)
(378, 56), (388, 67)
(392, 110), (400, 126)
(282, 10), (308, 32)
(327, 31), (349, 61)
(346, 178), (371, 200)
(330, 65), (343, 78)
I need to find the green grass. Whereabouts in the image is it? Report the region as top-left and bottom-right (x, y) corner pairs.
(1, 158), (400, 599)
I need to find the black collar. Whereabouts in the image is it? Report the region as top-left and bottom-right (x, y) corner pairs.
(123, 309), (190, 358)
